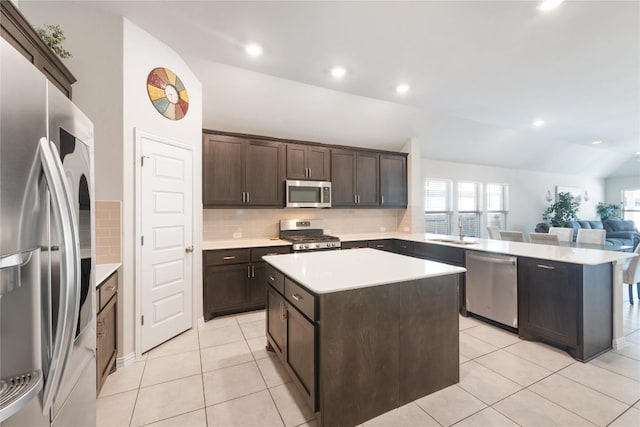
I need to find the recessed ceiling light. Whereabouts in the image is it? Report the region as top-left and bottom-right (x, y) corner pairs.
(245, 43), (263, 57)
(592, 140), (602, 145)
(537, 0), (564, 12)
(636, 151), (640, 155)
(532, 120), (545, 127)
(330, 66), (346, 79)
(396, 84), (410, 94)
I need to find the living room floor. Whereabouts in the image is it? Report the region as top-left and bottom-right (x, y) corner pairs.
(97, 297), (640, 427)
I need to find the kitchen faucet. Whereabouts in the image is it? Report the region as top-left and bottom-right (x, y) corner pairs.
(458, 216), (464, 240)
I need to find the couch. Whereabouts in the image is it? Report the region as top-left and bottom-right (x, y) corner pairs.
(534, 220), (637, 248)
(604, 219), (640, 248)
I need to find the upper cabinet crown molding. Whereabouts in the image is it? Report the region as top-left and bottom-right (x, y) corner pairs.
(1, 0), (76, 98)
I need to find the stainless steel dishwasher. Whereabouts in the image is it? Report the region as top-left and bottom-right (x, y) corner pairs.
(465, 251), (518, 329)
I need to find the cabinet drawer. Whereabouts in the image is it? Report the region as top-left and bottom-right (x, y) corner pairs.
(368, 239), (392, 251)
(394, 240), (414, 255)
(206, 249), (250, 266)
(266, 265), (285, 294)
(251, 245), (290, 262)
(99, 273), (118, 311)
(284, 278), (316, 320)
(341, 240), (368, 250)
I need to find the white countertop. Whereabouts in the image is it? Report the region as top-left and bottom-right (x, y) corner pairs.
(337, 232), (636, 266)
(96, 263), (120, 287)
(202, 238), (291, 250)
(202, 231), (635, 266)
(263, 248), (466, 294)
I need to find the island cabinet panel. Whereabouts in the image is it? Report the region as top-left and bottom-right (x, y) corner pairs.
(203, 246), (290, 320)
(267, 286), (286, 358)
(202, 133), (285, 207)
(318, 275), (459, 427)
(413, 242), (466, 314)
(286, 143), (330, 180)
(380, 154), (407, 208)
(518, 257), (612, 361)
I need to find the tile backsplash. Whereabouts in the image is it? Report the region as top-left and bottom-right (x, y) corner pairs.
(95, 200), (121, 263)
(203, 208), (401, 240)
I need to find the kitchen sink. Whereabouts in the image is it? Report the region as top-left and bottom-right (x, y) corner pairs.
(427, 238), (478, 246)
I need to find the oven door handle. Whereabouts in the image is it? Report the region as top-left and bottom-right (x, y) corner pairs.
(37, 138), (80, 415)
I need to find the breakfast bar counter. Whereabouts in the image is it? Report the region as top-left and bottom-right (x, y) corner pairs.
(263, 248), (465, 427)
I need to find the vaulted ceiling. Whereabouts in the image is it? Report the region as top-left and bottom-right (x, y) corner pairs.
(85, 1), (640, 177)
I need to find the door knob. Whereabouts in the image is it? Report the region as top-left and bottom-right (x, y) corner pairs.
(185, 245), (194, 253)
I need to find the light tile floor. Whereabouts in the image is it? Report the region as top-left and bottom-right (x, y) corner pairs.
(98, 300), (640, 427)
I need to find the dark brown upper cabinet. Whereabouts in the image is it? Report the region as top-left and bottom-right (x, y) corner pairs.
(286, 143), (330, 181)
(331, 149), (379, 207)
(203, 133), (285, 207)
(1, 0), (76, 98)
(380, 154), (407, 208)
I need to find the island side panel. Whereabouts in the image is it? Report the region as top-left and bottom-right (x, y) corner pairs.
(318, 284), (401, 427)
(318, 275), (460, 427)
(399, 274), (460, 402)
(579, 263), (612, 361)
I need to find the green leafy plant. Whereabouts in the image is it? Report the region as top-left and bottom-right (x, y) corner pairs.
(596, 202), (621, 221)
(36, 24), (71, 59)
(543, 192), (580, 227)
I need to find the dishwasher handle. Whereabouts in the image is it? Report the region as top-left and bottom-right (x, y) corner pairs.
(467, 252), (516, 265)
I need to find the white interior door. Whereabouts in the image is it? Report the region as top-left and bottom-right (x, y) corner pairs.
(140, 135), (193, 353)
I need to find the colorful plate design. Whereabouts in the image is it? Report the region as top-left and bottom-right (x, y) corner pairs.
(146, 67), (189, 120)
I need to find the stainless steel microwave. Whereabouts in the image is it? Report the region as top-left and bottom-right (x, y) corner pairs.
(286, 180), (331, 208)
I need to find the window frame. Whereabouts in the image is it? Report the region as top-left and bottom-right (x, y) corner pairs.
(457, 181), (482, 238)
(486, 182), (509, 232)
(424, 178), (453, 235)
(622, 188), (640, 224)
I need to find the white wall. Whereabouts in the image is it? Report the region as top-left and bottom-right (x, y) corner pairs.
(423, 159), (605, 236)
(122, 19), (202, 357)
(20, 2), (123, 200)
(605, 175), (640, 204)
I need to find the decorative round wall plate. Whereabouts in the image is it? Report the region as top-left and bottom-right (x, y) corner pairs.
(146, 67), (189, 120)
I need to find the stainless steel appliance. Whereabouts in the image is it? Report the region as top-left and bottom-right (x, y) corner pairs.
(285, 180), (331, 208)
(279, 219), (341, 251)
(465, 251), (518, 329)
(0, 39), (96, 427)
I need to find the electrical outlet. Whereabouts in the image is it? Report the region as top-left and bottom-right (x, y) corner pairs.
(233, 232), (242, 239)
(325, 228), (331, 234)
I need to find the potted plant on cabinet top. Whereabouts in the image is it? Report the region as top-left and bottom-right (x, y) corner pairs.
(596, 202), (622, 221)
(543, 191), (580, 227)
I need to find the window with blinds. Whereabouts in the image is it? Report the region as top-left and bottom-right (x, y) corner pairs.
(424, 179), (452, 234)
(487, 183), (508, 230)
(623, 189), (640, 224)
(458, 182), (481, 237)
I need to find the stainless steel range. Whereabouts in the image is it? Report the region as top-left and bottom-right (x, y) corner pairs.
(279, 219), (341, 251)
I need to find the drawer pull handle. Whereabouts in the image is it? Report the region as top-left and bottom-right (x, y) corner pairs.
(223, 256), (236, 260)
(376, 245), (384, 248)
(292, 293), (303, 301)
(106, 286), (116, 292)
(269, 276), (276, 281)
(266, 253), (279, 256)
(537, 264), (555, 270)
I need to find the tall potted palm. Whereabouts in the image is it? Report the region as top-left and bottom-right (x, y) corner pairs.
(543, 192), (580, 226)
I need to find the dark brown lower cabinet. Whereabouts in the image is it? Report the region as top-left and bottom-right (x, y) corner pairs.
(266, 283), (317, 410)
(266, 267), (460, 427)
(518, 257), (612, 361)
(96, 272), (118, 395)
(203, 246), (290, 320)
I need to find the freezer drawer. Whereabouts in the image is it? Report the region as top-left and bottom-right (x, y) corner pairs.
(465, 251), (518, 328)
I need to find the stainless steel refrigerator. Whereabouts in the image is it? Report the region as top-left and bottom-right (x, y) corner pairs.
(0, 38), (96, 426)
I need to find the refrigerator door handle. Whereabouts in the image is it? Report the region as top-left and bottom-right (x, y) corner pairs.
(37, 138), (80, 415)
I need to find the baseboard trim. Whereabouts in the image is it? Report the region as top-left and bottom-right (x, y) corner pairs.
(612, 336), (626, 350)
(116, 352), (136, 368)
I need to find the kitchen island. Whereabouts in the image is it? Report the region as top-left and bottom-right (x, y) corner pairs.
(263, 248), (465, 427)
